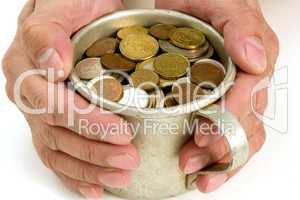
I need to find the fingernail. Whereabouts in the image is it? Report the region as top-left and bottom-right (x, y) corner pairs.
(79, 187), (101, 199)
(244, 36), (267, 71)
(38, 48), (63, 70)
(98, 172), (129, 188)
(184, 154), (210, 174)
(107, 154), (139, 170)
(202, 174), (228, 193)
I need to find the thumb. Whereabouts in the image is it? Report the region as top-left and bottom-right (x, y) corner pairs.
(156, 0), (269, 75)
(20, 0), (123, 81)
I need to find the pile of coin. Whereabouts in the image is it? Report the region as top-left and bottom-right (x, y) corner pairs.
(74, 24), (226, 109)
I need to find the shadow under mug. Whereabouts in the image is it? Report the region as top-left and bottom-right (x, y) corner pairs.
(70, 9), (249, 200)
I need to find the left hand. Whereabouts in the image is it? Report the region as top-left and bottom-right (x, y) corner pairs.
(156, 0), (279, 193)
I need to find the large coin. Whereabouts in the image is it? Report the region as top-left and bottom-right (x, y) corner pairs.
(169, 27), (206, 50)
(86, 37), (118, 57)
(120, 34), (159, 61)
(118, 86), (149, 108)
(172, 78), (204, 104)
(154, 53), (190, 79)
(159, 40), (209, 59)
(131, 69), (159, 91)
(117, 25), (148, 40)
(88, 76), (123, 102)
(149, 24), (176, 40)
(75, 58), (103, 80)
(136, 57), (156, 71)
(190, 59), (225, 88)
(101, 53), (136, 71)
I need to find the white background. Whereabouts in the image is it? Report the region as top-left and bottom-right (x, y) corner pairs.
(0, 0), (299, 199)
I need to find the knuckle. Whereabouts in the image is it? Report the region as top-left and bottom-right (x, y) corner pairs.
(79, 143), (96, 163)
(5, 83), (15, 103)
(74, 165), (90, 182)
(31, 88), (47, 110)
(2, 51), (14, 81)
(38, 124), (58, 150)
(39, 145), (57, 170)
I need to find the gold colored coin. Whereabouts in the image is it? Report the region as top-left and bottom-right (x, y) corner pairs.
(91, 77), (123, 102)
(154, 53), (190, 79)
(189, 45), (215, 62)
(75, 58), (103, 80)
(190, 60), (225, 88)
(159, 40), (209, 59)
(101, 53), (136, 71)
(86, 37), (118, 57)
(131, 69), (159, 91)
(159, 77), (176, 88)
(120, 34), (159, 61)
(117, 25), (148, 40)
(172, 81), (204, 104)
(169, 27), (206, 50)
(149, 24), (176, 40)
(136, 57), (156, 71)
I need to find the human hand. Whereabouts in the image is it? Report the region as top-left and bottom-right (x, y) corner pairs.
(156, 0), (279, 193)
(2, 0), (141, 198)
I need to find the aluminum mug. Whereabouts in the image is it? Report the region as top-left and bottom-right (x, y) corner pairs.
(70, 9), (249, 200)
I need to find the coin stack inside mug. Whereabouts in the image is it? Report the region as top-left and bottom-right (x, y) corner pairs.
(74, 24), (226, 109)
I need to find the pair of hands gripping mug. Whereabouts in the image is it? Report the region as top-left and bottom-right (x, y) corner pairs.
(2, 0), (279, 199)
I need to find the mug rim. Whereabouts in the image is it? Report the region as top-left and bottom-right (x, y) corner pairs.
(70, 9), (236, 118)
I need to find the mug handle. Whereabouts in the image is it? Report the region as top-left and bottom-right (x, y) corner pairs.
(187, 104), (249, 189)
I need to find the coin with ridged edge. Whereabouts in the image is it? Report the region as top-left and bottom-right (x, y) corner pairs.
(120, 34), (159, 61)
(154, 53), (190, 79)
(169, 27), (206, 50)
(117, 25), (148, 40)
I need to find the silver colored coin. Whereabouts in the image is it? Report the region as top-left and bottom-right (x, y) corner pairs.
(118, 86), (149, 108)
(189, 45), (215, 62)
(75, 58), (103, 80)
(159, 40), (209, 59)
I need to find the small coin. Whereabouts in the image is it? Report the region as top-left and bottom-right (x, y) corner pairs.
(154, 53), (190, 79)
(117, 25), (149, 40)
(131, 69), (159, 91)
(88, 76), (123, 102)
(190, 59), (225, 88)
(169, 27), (206, 50)
(172, 78), (204, 104)
(120, 34), (159, 61)
(149, 24), (176, 40)
(118, 86), (149, 108)
(75, 58), (103, 80)
(164, 93), (178, 108)
(159, 40), (209, 59)
(101, 53), (136, 71)
(147, 89), (165, 108)
(189, 45), (215, 62)
(86, 37), (118, 57)
(136, 57), (156, 71)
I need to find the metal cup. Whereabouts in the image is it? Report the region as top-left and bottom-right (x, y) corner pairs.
(70, 9), (249, 200)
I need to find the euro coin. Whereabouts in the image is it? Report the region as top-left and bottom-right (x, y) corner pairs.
(101, 53), (136, 71)
(131, 69), (159, 91)
(136, 57), (156, 71)
(149, 24), (176, 40)
(159, 40), (209, 59)
(75, 58), (103, 80)
(118, 86), (149, 108)
(120, 34), (159, 60)
(154, 53), (190, 79)
(172, 81), (204, 104)
(189, 45), (215, 62)
(86, 37), (118, 57)
(88, 76), (123, 102)
(169, 27), (206, 50)
(117, 25), (148, 40)
(190, 59), (225, 88)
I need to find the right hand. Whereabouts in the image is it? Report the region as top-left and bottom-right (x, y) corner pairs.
(2, 0), (140, 198)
